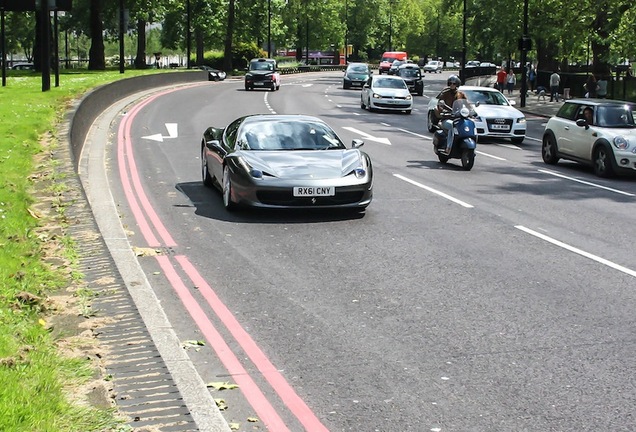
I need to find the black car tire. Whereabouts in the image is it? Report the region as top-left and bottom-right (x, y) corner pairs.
(222, 165), (236, 211)
(360, 98), (366, 110)
(461, 149), (475, 170)
(201, 145), (214, 187)
(427, 111), (437, 133)
(541, 133), (559, 164)
(593, 144), (616, 178)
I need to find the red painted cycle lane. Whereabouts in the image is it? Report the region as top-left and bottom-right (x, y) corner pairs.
(116, 85), (330, 431)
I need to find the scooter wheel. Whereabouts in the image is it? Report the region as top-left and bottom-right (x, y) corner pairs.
(461, 149), (475, 170)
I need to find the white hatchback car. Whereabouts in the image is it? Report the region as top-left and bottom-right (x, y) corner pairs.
(542, 99), (636, 177)
(361, 75), (413, 114)
(427, 85), (526, 143)
(423, 60), (443, 73)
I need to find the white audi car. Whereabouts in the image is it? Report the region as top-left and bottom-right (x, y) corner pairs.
(427, 85), (526, 143)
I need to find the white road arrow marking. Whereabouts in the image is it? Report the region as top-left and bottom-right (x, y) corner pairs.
(342, 127), (391, 145)
(142, 123), (178, 142)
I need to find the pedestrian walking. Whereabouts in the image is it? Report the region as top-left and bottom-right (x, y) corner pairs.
(584, 74), (598, 98)
(528, 63), (536, 92)
(506, 69), (516, 95)
(596, 75), (608, 98)
(496, 67), (507, 93)
(550, 70), (561, 102)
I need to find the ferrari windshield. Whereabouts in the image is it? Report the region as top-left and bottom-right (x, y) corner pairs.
(239, 120), (346, 151)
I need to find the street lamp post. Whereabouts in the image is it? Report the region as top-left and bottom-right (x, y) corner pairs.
(461, 0), (466, 81)
(267, 0), (271, 58)
(520, 0), (529, 107)
(344, 0), (348, 64)
(186, 0), (191, 68)
(388, 0), (393, 51)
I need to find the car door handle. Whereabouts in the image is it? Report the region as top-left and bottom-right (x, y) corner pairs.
(564, 127), (570, 130)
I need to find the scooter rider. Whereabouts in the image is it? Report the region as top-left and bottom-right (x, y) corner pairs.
(435, 75), (461, 122)
(443, 91), (473, 151)
(435, 75), (461, 149)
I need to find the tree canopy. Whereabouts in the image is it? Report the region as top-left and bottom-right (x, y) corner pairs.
(2, 0), (634, 73)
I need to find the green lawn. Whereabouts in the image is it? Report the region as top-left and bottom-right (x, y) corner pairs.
(0, 67), (169, 432)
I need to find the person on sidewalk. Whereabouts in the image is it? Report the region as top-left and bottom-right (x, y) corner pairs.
(496, 67), (507, 92)
(550, 70), (561, 102)
(596, 75), (608, 98)
(584, 74), (598, 98)
(528, 63), (536, 92)
(506, 69), (516, 95)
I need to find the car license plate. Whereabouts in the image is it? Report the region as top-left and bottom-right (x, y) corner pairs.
(491, 124), (510, 130)
(254, 82), (265, 86)
(293, 186), (335, 197)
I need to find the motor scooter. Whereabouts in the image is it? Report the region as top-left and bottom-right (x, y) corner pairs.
(432, 104), (477, 171)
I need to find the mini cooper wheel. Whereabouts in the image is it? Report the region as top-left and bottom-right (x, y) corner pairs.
(222, 165), (236, 211)
(593, 145), (616, 178)
(542, 134), (559, 164)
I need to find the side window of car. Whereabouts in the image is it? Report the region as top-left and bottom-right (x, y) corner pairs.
(556, 103), (579, 121)
(224, 119), (242, 151)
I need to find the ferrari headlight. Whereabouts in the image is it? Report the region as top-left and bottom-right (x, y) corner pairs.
(613, 136), (629, 150)
(354, 168), (366, 178)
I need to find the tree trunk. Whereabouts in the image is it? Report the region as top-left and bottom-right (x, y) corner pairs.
(134, 19), (147, 69)
(88, 0), (105, 70)
(196, 29), (204, 66)
(223, 0), (235, 72)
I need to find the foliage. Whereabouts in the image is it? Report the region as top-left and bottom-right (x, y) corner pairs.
(2, 0), (635, 73)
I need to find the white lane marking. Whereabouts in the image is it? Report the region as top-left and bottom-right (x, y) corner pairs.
(394, 174), (474, 208)
(525, 136), (541, 142)
(476, 150), (506, 161)
(264, 92), (276, 114)
(538, 169), (635, 196)
(342, 127), (391, 145)
(515, 225), (636, 278)
(381, 122), (391, 127)
(142, 123), (179, 142)
(396, 128), (431, 140)
(498, 143), (522, 150)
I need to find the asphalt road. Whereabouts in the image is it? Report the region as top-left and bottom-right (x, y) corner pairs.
(93, 71), (636, 432)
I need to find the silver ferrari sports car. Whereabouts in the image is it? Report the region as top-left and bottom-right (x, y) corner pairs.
(200, 114), (373, 211)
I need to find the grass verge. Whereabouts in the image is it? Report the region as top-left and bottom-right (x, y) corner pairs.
(0, 67), (171, 432)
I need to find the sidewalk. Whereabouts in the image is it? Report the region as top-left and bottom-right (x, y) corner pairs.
(465, 74), (564, 118)
(509, 91), (564, 118)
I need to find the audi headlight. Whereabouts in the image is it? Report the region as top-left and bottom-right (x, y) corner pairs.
(613, 136), (629, 150)
(517, 117), (526, 123)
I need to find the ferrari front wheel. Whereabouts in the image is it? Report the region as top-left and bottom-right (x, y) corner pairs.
(222, 165), (236, 211)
